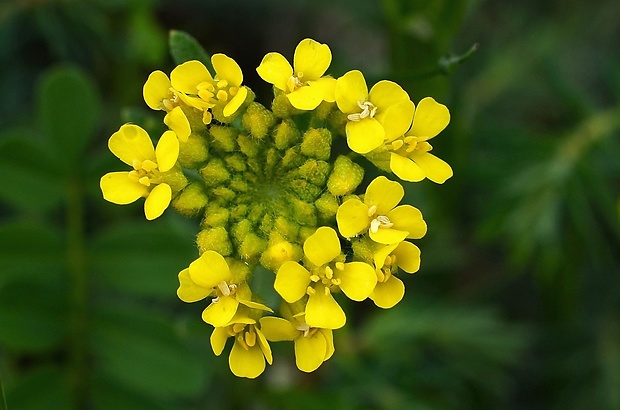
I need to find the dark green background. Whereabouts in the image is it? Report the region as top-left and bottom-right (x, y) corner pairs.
(1, 0), (619, 409)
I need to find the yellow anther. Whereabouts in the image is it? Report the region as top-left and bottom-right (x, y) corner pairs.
(138, 176), (151, 187)
(202, 110), (213, 125)
(375, 268), (385, 282)
(404, 136), (416, 145)
(236, 334), (249, 350)
(229, 86), (239, 96)
(142, 159), (158, 172)
(383, 268), (392, 281)
(367, 205), (377, 217)
(227, 328), (236, 337)
(306, 286), (316, 295)
(162, 99), (175, 111)
(418, 141), (432, 152)
(335, 262), (345, 271)
(216, 79), (228, 89)
(232, 323), (245, 333)
(325, 266), (333, 279)
(321, 277), (330, 285)
(296, 72), (304, 79)
(310, 274), (320, 283)
(132, 159), (141, 169)
(216, 90), (228, 102)
(128, 170), (140, 182)
(245, 330), (256, 347)
(391, 139), (404, 150)
(198, 89), (214, 101)
(324, 286), (330, 296)
(331, 278), (341, 286)
(196, 81), (211, 90)
(384, 255), (392, 266)
(390, 255), (397, 265)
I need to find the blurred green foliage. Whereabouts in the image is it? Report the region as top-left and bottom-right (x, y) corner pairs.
(1, 0), (619, 409)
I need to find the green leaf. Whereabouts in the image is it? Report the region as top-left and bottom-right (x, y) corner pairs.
(0, 221), (66, 288)
(0, 281), (69, 352)
(91, 219), (196, 297)
(92, 300), (208, 399)
(4, 366), (71, 410)
(91, 377), (172, 410)
(38, 66), (101, 169)
(168, 30), (213, 73)
(0, 130), (66, 211)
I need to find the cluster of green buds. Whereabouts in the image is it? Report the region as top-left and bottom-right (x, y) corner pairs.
(100, 38), (452, 378)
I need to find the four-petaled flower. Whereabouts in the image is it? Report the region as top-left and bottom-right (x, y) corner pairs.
(210, 310), (273, 379)
(177, 250), (272, 327)
(274, 227), (377, 329)
(335, 70), (410, 154)
(100, 124), (179, 220)
(384, 97), (453, 183)
(336, 176), (427, 244)
(370, 240), (421, 308)
(257, 38), (336, 110)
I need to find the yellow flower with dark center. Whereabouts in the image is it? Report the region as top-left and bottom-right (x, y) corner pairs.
(335, 70), (410, 154)
(100, 124), (179, 220)
(274, 227), (376, 329)
(210, 310), (273, 379)
(257, 38), (336, 110)
(336, 176), (427, 244)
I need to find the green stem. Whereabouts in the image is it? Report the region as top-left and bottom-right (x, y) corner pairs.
(67, 178), (88, 408)
(0, 369), (7, 410)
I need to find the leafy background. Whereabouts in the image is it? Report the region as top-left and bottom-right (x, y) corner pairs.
(1, 0), (619, 409)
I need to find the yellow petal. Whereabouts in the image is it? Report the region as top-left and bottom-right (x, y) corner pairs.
(294, 331), (327, 372)
(155, 130), (179, 172)
(335, 70), (368, 114)
(144, 183), (171, 220)
(320, 328), (334, 360)
(392, 241), (421, 273)
(274, 261), (311, 303)
(305, 285), (346, 329)
(293, 38), (331, 81)
(100, 172), (148, 204)
(368, 80), (409, 110)
(337, 262), (377, 301)
(108, 124), (155, 166)
(336, 199), (370, 238)
(377, 100), (414, 142)
(202, 296), (239, 327)
(189, 250), (231, 289)
(239, 299), (273, 313)
(388, 205), (427, 239)
(259, 317), (298, 341)
(256, 52), (293, 91)
(303, 227), (341, 267)
(364, 176), (404, 215)
(210, 326), (230, 356)
(313, 76), (336, 102)
(346, 118), (384, 154)
(170, 60), (212, 94)
(143, 70), (171, 110)
(369, 228), (408, 245)
(256, 328), (273, 365)
(163, 106), (191, 143)
(212, 53), (243, 86)
(223, 86), (248, 117)
(373, 243), (399, 270)
(409, 97), (450, 139)
(229, 340), (266, 379)
(286, 83), (324, 110)
(390, 153), (425, 182)
(410, 152), (453, 184)
(370, 275), (405, 309)
(177, 268), (211, 302)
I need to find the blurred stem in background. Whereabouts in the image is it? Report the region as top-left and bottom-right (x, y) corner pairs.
(0, 370), (6, 410)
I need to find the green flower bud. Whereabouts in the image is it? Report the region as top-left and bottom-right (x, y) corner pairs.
(260, 240), (302, 272)
(273, 216), (299, 241)
(200, 158), (230, 186)
(197, 226), (232, 256)
(301, 128), (332, 160)
(239, 233), (267, 260)
(231, 219), (253, 243)
(271, 91), (302, 118)
(178, 134), (209, 168)
(212, 186), (236, 202)
(290, 197), (317, 226)
(209, 125), (237, 152)
(259, 213), (274, 236)
(315, 193), (339, 220)
(229, 176), (249, 193)
(225, 153), (248, 172)
(161, 165), (188, 193)
(237, 133), (261, 157)
(273, 119), (301, 150)
(248, 203), (266, 224)
(172, 183), (208, 217)
(288, 179), (322, 202)
(230, 204), (249, 220)
(327, 155), (364, 196)
(297, 159), (330, 185)
(281, 146), (305, 170)
(241, 102), (275, 139)
(312, 101), (335, 122)
(203, 203), (230, 227)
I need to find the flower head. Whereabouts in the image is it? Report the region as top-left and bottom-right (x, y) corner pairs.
(370, 240), (421, 308)
(336, 176), (427, 244)
(274, 227), (377, 329)
(257, 38), (336, 110)
(335, 70), (410, 154)
(100, 124), (179, 220)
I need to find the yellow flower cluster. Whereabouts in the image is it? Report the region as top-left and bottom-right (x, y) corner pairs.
(100, 38), (452, 378)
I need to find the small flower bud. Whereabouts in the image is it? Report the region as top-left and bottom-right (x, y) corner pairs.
(172, 183), (208, 217)
(209, 125), (237, 152)
(315, 193), (339, 220)
(239, 233), (267, 260)
(237, 133), (260, 157)
(178, 134), (209, 168)
(301, 128), (332, 160)
(200, 158), (230, 186)
(260, 241), (299, 271)
(273, 119), (301, 150)
(160, 166), (188, 193)
(197, 227), (232, 256)
(203, 204), (230, 227)
(241, 102), (275, 139)
(327, 155), (364, 196)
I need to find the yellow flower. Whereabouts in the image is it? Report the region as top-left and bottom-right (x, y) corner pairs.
(274, 227), (377, 329)
(335, 70), (410, 154)
(336, 176), (427, 244)
(210, 311), (273, 379)
(100, 124), (179, 220)
(256, 38), (336, 110)
(370, 241), (421, 308)
(260, 311), (334, 373)
(177, 250), (272, 327)
(384, 97), (452, 183)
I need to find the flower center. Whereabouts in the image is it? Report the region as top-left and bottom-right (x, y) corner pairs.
(389, 136), (433, 154)
(230, 323), (256, 350)
(128, 159), (160, 186)
(370, 215), (393, 233)
(347, 100), (377, 122)
(295, 322), (318, 338)
(286, 74), (303, 92)
(307, 262), (344, 296)
(212, 281), (237, 303)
